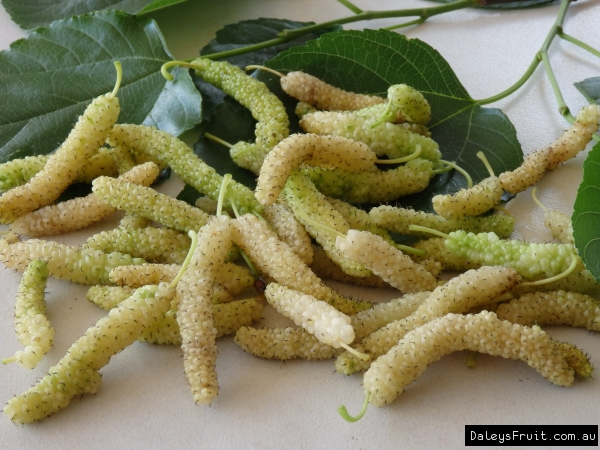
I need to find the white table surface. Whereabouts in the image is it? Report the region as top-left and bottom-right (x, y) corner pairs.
(1, 1), (599, 449)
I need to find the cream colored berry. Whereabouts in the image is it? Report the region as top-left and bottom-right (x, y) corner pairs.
(175, 215), (235, 405)
(234, 292), (429, 361)
(499, 150), (548, 195)
(86, 285), (135, 310)
(282, 171), (370, 278)
(235, 326), (337, 360)
(336, 266), (521, 374)
(10, 162), (160, 237)
(85, 224), (191, 264)
(92, 176), (210, 233)
(263, 202), (314, 265)
(309, 245), (390, 288)
(280, 71), (385, 111)
(0, 237), (145, 285)
(363, 311), (577, 407)
(0, 81), (121, 223)
(232, 214), (371, 315)
(140, 297), (264, 345)
(299, 110), (441, 162)
(336, 230), (438, 293)
(369, 205), (515, 238)
(4, 283), (174, 424)
(546, 104), (600, 170)
(496, 290), (600, 332)
(255, 133), (377, 206)
(498, 105), (600, 195)
(108, 124), (260, 214)
(2, 260), (54, 369)
(108, 262), (254, 300)
(432, 176), (504, 220)
(264, 282), (355, 348)
(303, 158), (434, 204)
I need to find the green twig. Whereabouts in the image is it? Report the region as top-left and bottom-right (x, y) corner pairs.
(337, 0), (363, 15)
(541, 51), (575, 123)
(476, 56), (541, 106)
(477, 0), (573, 117)
(384, 17), (426, 31)
(338, 392), (371, 422)
(439, 160), (473, 188)
(170, 230), (198, 288)
(199, 0), (477, 61)
(559, 31), (600, 59)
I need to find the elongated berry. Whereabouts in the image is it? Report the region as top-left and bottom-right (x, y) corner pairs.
(370, 205), (515, 238)
(499, 104), (600, 194)
(309, 245), (390, 288)
(85, 224), (191, 264)
(336, 230), (438, 293)
(192, 58), (289, 173)
(108, 124), (260, 214)
(264, 282), (354, 348)
(303, 158), (434, 204)
(444, 230), (581, 278)
(363, 311), (577, 407)
(432, 176), (504, 220)
(255, 133), (377, 206)
(0, 70), (121, 223)
(232, 214), (371, 315)
(299, 110), (441, 162)
(92, 176), (210, 233)
(235, 292), (429, 361)
(282, 171), (369, 277)
(0, 237), (145, 285)
(263, 202), (314, 265)
(496, 290), (600, 332)
(176, 215), (235, 405)
(280, 71), (385, 111)
(10, 162), (160, 237)
(336, 266), (520, 374)
(4, 283), (173, 424)
(2, 260), (53, 369)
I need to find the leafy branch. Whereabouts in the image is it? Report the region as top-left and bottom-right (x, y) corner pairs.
(197, 0), (479, 61)
(193, 0), (598, 132)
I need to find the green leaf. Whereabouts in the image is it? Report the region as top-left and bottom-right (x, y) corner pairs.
(572, 141), (600, 282)
(0, 10), (201, 164)
(142, 66), (202, 136)
(138, 0), (188, 15)
(574, 77), (600, 104)
(1, 0), (189, 30)
(263, 29), (523, 211)
(176, 183), (203, 206)
(194, 18), (341, 120)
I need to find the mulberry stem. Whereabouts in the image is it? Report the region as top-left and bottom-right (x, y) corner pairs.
(439, 160), (472, 188)
(217, 174), (233, 217)
(245, 65), (285, 78)
(519, 256), (579, 287)
(204, 132), (233, 149)
(338, 392), (371, 422)
(338, 342), (369, 362)
(375, 145), (422, 164)
(109, 61), (123, 100)
(477, 152), (495, 177)
(169, 230), (198, 288)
